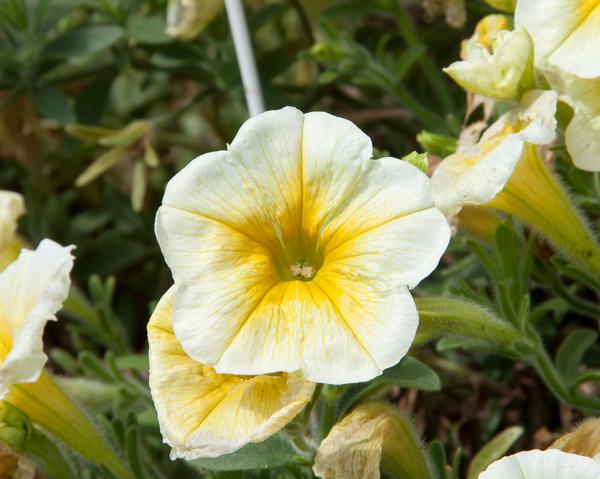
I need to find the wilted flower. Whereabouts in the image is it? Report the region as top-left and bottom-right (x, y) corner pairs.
(156, 107), (450, 384)
(0, 443), (34, 479)
(148, 286), (315, 459)
(166, 0), (223, 41)
(479, 449), (600, 478)
(515, 0), (600, 79)
(313, 402), (431, 479)
(431, 89), (557, 215)
(550, 419), (600, 461)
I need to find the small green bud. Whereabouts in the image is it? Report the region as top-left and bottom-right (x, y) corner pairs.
(401, 151), (429, 173)
(0, 402), (31, 449)
(416, 131), (457, 157)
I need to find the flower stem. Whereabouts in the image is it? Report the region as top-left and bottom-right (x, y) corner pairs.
(7, 373), (134, 479)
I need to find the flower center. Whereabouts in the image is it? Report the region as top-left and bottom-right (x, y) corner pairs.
(290, 259), (315, 280)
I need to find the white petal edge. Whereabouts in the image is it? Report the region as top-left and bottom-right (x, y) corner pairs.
(479, 449), (600, 479)
(0, 239), (74, 399)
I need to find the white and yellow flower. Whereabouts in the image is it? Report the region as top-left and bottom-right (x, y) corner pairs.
(515, 0), (600, 79)
(155, 107), (450, 385)
(0, 241), (134, 479)
(0, 192), (25, 271)
(313, 402), (430, 479)
(445, 23), (534, 101)
(0, 240), (74, 398)
(431, 89), (557, 215)
(479, 449), (600, 478)
(148, 286), (315, 459)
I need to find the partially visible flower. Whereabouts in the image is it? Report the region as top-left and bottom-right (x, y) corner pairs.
(431, 89), (557, 215)
(148, 286), (315, 459)
(456, 206), (502, 244)
(313, 402), (431, 479)
(479, 449), (600, 478)
(459, 14), (511, 60)
(0, 192), (25, 271)
(550, 419), (600, 462)
(156, 107), (450, 385)
(166, 0), (223, 41)
(0, 241), (134, 479)
(515, 0), (600, 79)
(445, 25), (534, 101)
(0, 443), (34, 479)
(544, 69), (600, 171)
(0, 240), (74, 398)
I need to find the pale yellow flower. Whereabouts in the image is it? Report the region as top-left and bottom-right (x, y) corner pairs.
(0, 240), (74, 398)
(479, 449), (600, 478)
(166, 0), (223, 41)
(313, 402), (430, 479)
(155, 107), (450, 384)
(431, 89), (557, 215)
(148, 286), (315, 459)
(459, 14), (511, 60)
(446, 22), (534, 101)
(515, 0), (600, 79)
(0, 192), (25, 271)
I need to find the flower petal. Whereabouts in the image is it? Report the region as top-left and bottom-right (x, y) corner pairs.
(0, 240), (74, 398)
(566, 113), (600, 172)
(147, 286), (315, 460)
(515, 0), (600, 78)
(479, 449), (600, 479)
(432, 90), (557, 215)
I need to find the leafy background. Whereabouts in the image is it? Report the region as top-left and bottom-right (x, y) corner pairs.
(1, 0), (599, 477)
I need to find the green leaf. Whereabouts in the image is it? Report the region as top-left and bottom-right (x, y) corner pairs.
(114, 354), (149, 370)
(75, 146), (128, 187)
(31, 85), (75, 124)
(46, 25), (124, 57)
(556, 328), (599, 379)
(192, 435), (297, 471)
(379, 357), (441, 391)
(428, 440), (449, 479)
(128, 15), (171, 45)
(467, 426), (523, 479)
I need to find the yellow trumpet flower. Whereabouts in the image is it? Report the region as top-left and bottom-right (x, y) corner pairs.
(313, 402), (431, 479)
(480, 449), (600, 478)
(515, 0), (600, 79)
(0, 241), (133, 479)
(148, 286), (315, 459)
(155, 107), (450, 384)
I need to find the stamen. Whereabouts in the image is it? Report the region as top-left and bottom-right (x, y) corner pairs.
(290, 259), (314, 279)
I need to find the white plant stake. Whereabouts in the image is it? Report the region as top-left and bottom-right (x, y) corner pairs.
(224, 0), (265, 116)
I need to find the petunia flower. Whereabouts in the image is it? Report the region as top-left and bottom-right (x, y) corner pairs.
(431, 89), (557, 215)
(313, 402), (431, 479)
(479, 449), (600, 478)
(445, 24), (534, 101)
(0, 192), (25, 271)
(515, 0), (600, 79)
(155, 107), (450, 385)
(0, 241), (134, 479)
(148, 286), (315, 459)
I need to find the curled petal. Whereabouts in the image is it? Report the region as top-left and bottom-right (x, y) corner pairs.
(148, 286), (315, 460)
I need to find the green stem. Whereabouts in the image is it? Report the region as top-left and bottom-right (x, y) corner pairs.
(415, 297), (526, 350)
(317, 387), (338, 442)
